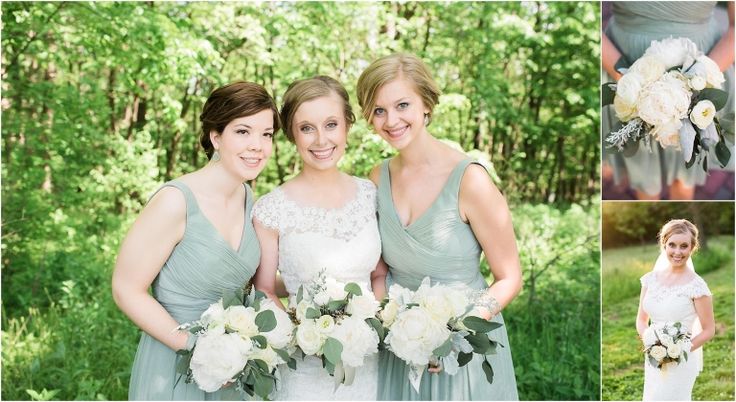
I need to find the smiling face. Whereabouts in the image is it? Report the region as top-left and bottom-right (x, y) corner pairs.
(664, 232), (694, 269)
(370, 78), (430, 150)
(291, 93), (348, 171)
(210, 109), (274, 181)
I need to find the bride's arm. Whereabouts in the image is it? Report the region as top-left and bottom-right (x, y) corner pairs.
(690, 295), (715, 351)
(459, 165), (522, 321)
(112, 187), (190, 351)
(371, 258), (388, 300)
(636, 287), (650, 339)
(253, 219), (287, 310)
(707, 2), (734, 72)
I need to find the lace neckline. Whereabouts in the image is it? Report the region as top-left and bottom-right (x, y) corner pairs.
(275, 176), (361, 212)
(651, 272), (698, 289)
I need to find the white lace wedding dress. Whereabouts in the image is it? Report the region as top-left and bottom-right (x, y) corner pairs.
(252, 176), (381, 400)
(640, 271), (712, 401)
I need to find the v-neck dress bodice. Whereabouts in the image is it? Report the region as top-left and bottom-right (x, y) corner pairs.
(376, 158), (518, 400)
(128, 180), (260, 400)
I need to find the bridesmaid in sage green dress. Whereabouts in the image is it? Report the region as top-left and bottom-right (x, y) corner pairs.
(602, 1), (735, 200)
(112, 82), (280, 400)
(357, 53), (522, 400)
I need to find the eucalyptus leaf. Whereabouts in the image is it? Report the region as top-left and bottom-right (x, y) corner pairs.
(323, 337), (343, 365)
(344, 282), (362, 296)
(327, 299), (348, 311)
(432, 338), (453, 358)
(296, 286), (304, 304)
(466, 332), (491, 354)
(462, 316), (502, 333)
(253, 374), (274, 399)
(699, 88), (728, 110)
(306, 307), (321, 319)
(255, 310), (277, 332)
(715, 137), (731, 167)
(481, 358), (494, 384)
(251, 335), (267, 349)
(457, 351), (474, 367)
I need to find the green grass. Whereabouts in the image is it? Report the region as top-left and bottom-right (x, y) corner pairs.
(602, 237), (735, 401)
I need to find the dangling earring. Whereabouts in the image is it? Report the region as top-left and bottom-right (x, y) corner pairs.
(211, 150), (221, 162)
(424, 113), (430, 126)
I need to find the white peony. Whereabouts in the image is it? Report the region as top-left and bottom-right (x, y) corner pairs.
(296, 320), (324, 355)
(259, 300), (295, 349)
(248, 345), (282, 372)
(688, 75), (706, 91)
(643, 37), (699, 69)
(690, 55), (725, 89)
(652, 119), (682, 148)
(315, 315), (336, 334)
(649, 345), (667, 362)
(629, 56), (666, 84)
(666, 343), (682, 359)
(616, 71), (646, 105)
(190, 332), (252, 392)
(385, 307), (451, 366)
(330, 316), (379, 367)
(638, 72), (691, 127)
(414, 282), (469, 324)
(387, 283), (414, 307)
(200, 302), (227, 335)
(613, 95), (638, 121)
(690, 100), (716, 130)
(379, 300), (400, 327)
(346, 294), (380, 320)
(224, 306), (259, 338)
(643, 326), (658, 347)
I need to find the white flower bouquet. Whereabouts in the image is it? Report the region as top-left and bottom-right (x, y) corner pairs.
(175, 285), (296, 399)
(291, 272), (381, 386)
(643, 321), (690, 369)
(603, 37), (731, 170)
(378, 278), (503, 392)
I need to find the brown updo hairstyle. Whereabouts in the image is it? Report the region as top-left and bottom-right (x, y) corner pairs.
(356, 53), (441, 125)
(280, 75), (355, 143)
(199, 81), (280, 159)
(658, 219), (700, 253)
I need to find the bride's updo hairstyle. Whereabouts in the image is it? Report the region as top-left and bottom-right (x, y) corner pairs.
(356, 53), (440, 125)
(658, 219), (700, 253)
(280, 75), (355, 143)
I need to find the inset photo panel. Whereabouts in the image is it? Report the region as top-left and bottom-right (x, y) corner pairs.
(601, 201), (735, 400)
(601, 1), (735, 200)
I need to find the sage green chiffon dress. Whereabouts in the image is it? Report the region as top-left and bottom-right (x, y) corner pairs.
(376, 159), (519, 401)
(602, 1), (735, 196)
(128, 181), (259, 400)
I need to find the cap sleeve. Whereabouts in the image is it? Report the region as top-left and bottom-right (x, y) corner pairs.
(640, 271), (654, 288)
(686, 276), (712, 299)
(251, 189), (281, 231)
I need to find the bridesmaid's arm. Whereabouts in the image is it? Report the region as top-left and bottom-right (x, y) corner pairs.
(459, 164), (522, 320)
(636, 286), (650, 340)
(707, 2), (735, 72)
(252, 219), (287, 310)
(111, 187), (190, 351)
(690, 295), (715, 351)
(371, 257), (389, 300)
(602, 32), (623, 81)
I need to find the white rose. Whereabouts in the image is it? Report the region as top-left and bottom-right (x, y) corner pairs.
(295, 300), (313, 322)
(200, 301), (227, 334)
(616, 72), (646, 105)
(643, 326), (658, 347)
(190, 332), (251, 392)
(688, 75), (706, 91)
(661, 335), (675, 348)
(296, 320), (324, 355)
(224, 306), (259, 338)
(638, 73), (691, 127)
(385, 307), (450, 366)
(613, 95), (638, 121)
(690, 100), (716, 130)
(346, 294), (380, 320)
(644, 37), (699, 69)
(315, 315), (335, 334)
(324, 277), (348, 301)
(652, 119), (682, 148)
(248, 346), (281, 372)
(259, 300), (295, 349)
(690, 55), (725, 89)
(379, 300), (400, 327)
(330, 316), (379, 367)
(629, 56), (666, 84)
(313, 291), (330, 306)
(649, 345), (667, 362)
(667, 343), (682, 359)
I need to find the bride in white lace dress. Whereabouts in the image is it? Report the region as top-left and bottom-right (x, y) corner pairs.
(252, 76), (387, 400)
(636, 219), (715, 401)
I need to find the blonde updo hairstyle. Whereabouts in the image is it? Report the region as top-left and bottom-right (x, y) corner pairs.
(658, 219), (700, 253)
(280, 75), (355, 143)
(356, 53), (441, 125)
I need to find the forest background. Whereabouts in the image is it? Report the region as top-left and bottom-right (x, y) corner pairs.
(1, 2), (601, 400)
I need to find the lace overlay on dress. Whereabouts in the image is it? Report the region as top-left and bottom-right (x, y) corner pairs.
(252, 176), (381, 400)
(640, 272), (712, 303)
